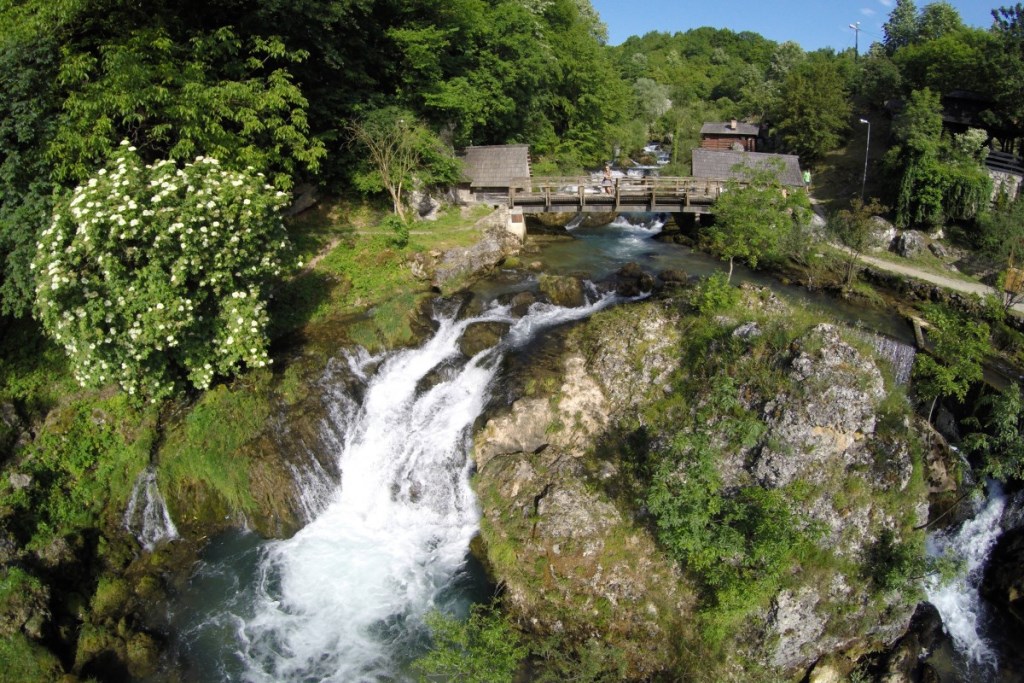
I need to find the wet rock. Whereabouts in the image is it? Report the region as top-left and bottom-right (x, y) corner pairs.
(538, 274), (585, 308)
(879, 603), (944, 683)
(459, 322), (510, 357)
(658, 269), (688, 286)
(614, 262), (655, 296)
(509, 291), (537, 316)
(892, 231), (927, 258)
(981, 526), (1024, 634)
(474, 397), (553, 472)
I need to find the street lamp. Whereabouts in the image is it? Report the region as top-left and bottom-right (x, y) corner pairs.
(849, 22), (861, 59)
(859, 118), (870, 200)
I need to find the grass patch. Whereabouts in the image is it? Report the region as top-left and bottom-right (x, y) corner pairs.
(158, 374), (274, 516)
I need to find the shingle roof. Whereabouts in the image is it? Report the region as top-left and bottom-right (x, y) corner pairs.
(460, 145), (531, 189)
(692, 148), (804, 187)
(700, 121), (761, 137)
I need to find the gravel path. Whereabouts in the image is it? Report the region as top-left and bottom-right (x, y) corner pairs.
(854, 252), (1024, 314)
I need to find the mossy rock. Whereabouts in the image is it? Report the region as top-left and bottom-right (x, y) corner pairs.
(0, 632), (64, 683)
(459, 322), (511, 357)
(538, 274), (585, 308)
(90, 577), (130, 623)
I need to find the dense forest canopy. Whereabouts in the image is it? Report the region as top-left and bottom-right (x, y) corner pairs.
(3, 0), (1024, 345)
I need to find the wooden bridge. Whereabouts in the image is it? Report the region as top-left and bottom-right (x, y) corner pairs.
(508, 176), (734, 214)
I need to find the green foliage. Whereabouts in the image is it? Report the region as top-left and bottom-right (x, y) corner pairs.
(705, 161), (812, 279)
(531, 634), (628, 682)
(773, 56), (851, 161)
(912, 305), (988, 414)
(693, 271), (739, 315)
(49, 27), (325, 189)
(412, 604), (526, 683)
(34, 144), (289, 400)
(0, 396), (151, 549)
(886, 88), (991, 229)
(864, 528), (925, 591)
(0, 632), (62, 683)
(963, 383), (1024, 483)
(883, 0), (919, 53)
(349, 107), (461, 221)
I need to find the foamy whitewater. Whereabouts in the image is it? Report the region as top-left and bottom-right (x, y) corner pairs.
(123, 467), (179, 551)
(925, 482), (1006, 673)
(193, 294), (624, 682)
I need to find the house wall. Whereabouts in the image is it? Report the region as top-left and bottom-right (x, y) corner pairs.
(700, 136), (757, 152)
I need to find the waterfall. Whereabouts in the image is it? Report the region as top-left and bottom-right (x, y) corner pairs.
(565, 214), (585, 231)
(869, 333), (916, 385)
(123, 467), (179, 551)
(607, 213), (666, 233)
(185, 293), (623, 682)
(925, 481), (1006, 674)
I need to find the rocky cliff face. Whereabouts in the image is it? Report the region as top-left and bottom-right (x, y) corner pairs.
(472, 293), (929, 680)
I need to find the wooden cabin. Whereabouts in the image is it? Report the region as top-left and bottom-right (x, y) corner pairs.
(700, 120), (760, 152)
(458, 144), (531, 203)
(691, 148), (804, 188)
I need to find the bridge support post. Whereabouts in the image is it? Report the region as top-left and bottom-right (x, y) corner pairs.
(507, 207), (526, 242)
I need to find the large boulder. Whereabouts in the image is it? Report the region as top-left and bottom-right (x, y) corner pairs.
(869, 215), (898, 251)
(892, 231), (927, 258)
(429, 208), (522, 289)
(538, 274), (585, 308)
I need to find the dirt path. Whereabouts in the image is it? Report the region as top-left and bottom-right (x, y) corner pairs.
(853, 251), (1024, 314)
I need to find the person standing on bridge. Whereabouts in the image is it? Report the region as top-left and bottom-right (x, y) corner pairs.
(602, 165), (613, 194)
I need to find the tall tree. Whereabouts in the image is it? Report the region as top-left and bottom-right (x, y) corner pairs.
(883, 0), (919, 54)
(829, 198), (889, 288)
(916, 1), (964, 41)
(705, 161), (812, 281)
(773, 57), (851, 161)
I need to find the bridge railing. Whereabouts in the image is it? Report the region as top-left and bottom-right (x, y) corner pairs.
(508, 175), (736, 208)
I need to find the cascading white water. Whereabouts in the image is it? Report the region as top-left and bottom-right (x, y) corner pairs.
(925, 481), (1007, 673)
(124, 467), (179, 551)
(199, 294), (624, 682)
(869, 333), (916, 385)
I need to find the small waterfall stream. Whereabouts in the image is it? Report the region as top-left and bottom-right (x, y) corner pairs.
(869, 333), (916, 385)
(925, 482), (1006, 677)
(123, 467), (179, 551)
(175, 293), (624, 681)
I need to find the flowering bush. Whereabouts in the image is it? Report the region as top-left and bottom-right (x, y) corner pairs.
(33, 142), (290, 400)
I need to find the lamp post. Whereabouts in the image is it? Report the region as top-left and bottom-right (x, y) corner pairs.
(859, 118), (870, 200)
(849, 22), (861, 59)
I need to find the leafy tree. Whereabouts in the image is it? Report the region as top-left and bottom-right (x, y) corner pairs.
(912, 305), (989, 423)
(990, 4), (1024, 137)
(883, 0), (919, 54)
(633, 77), (673, 132)
(976, 194), (1024, 310)
(705, 161), (812, 281)
(963, 383), (1024, 482)
(916, 1), (964, 41)
(887, 88), (943, 228)
(829, 198), (888, 288)
(412, 604), (526, 683)
(49, 27), (325, 189)
(772, 57), (851, 161)
(33, 143), (289, 400)
(858, 44), (903, 108)
(348, 107), (461, 221)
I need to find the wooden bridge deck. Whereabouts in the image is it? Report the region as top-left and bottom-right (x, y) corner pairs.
(508, 176), (735, 213)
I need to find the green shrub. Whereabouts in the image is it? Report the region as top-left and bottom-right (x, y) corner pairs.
(34, 143), (290, 400)
(412, 604), (526, 683)
(693, 272), (739, 315)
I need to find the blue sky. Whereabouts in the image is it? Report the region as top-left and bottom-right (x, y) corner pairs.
(591, 1), (998, 52)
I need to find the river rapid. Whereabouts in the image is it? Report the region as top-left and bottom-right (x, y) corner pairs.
(159, 215), (1009, 681)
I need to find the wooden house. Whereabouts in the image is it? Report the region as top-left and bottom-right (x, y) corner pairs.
(699, 120), (760, 152)
(691, 148), (804, 188)
(459, 144), (531, 203)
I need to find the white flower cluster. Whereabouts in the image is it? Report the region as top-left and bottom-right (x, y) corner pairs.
(34, 142), (291, 400)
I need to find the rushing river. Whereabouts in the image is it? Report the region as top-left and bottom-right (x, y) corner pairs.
(167, 215), (929, 679)
(170, 290), (625, 681)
